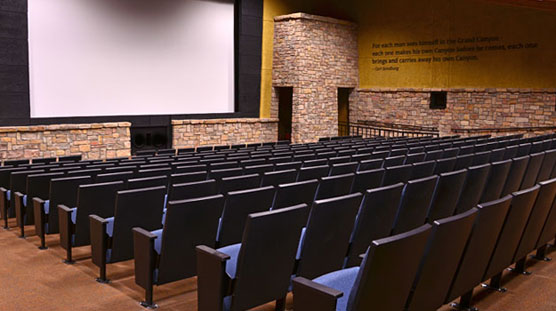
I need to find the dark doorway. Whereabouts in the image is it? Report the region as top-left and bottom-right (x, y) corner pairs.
(338, 88), (351, 136)
(277, 87), (293, 141)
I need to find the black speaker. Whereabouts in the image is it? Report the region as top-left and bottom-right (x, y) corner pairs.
(130, 126), (171, 155)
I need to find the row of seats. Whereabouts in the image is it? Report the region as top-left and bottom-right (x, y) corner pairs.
(1, 133), (554, 310)
(191, 146), (556, 310)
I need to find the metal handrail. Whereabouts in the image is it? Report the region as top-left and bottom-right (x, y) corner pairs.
(452, 126), (556, 134)
(339, 122), (439, 138)
(359, 120), (439, 132)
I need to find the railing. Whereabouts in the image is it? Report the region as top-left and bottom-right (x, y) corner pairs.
(452, 126), (556, 135)
(359, 120), (439, 133)
(339, 122), (440, 138)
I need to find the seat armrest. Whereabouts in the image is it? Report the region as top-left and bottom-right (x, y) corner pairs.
(32, 197), (47, 237)
(58, 204), (74, 251)
(0, 187), (7, 221)
(89, 214), (108, 267)
(196, 245), (231, 311)
(292, 277), (343, 311)
(14, 192), (25, 227)
(133, 227), (158, 289)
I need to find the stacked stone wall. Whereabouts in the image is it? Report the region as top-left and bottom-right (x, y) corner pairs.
(0, 122), (131, 160)
(172, 118), (278, 148)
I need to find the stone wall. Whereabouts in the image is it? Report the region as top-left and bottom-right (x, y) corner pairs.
(172, 118), (279, 148)
(0, 122), (131, 160)
(272, 13), (359, 143)
(351, 88), (556, 137)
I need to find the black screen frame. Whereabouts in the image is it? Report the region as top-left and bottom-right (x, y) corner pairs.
(0, 0), (263, 128)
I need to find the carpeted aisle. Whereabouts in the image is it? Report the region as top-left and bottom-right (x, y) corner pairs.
(1, 219), (556, 311)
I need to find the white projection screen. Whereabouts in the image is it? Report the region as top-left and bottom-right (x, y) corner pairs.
(28, 0), (235, 117)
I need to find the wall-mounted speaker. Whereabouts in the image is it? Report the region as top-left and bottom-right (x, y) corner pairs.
(130, 125), (172, 155)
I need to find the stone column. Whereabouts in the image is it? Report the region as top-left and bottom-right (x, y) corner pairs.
(272, 13), (359, 143)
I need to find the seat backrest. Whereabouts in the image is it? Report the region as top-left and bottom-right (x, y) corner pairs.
(501, 155), (530, 196)
(392, 175), (438, 234)
(169, 171), (207, 185)
(427, 169), (467, 222)
(169, 179), (218, 201)
(243, 164), (274, 175)
(111, 186), (166, 262)
(174, 164), (207, 174)
(156, 195), (226, 284)
(261, 169), (298, 187)
(328, 156), (351, 165)
(489, 148), (506, 162)
(454, 164), (491, 214)
(209, 167), (243, 181)
(471, 151), (491, 166)
(346, 183), (404, 267)
(483, 186), (539, 281)
(513, 178), (556, 262)
(220, 174), (261, 194)
(405, 153), (425, 165)
(272, 179), (319, 211)
(329, 162), (358, 176)
(433, 157), (457, 175)
(218, 186), (276, 247)
(315, 173), (354, 200)
(424, 150), (443, 161)
(445, 195), (512, 303)
(358, 159), (383, 171)
(410, 161), (435, 180)
(480, 160), (512, 203)
(48, 175), (93, 233)
(74, 181), (125, 246)
(347, 224), (432, 311)
(297, 165), (330, 182)
(26, 172), (65, 200)
(406, 208), (477, 311)
(454, 154), (474, 170)
(303, 158), (328, 168)
(10, 169), (45, 194)
(95, 171), (134, 184)
(127, 175), (167, 190)
(230, 205), (308, 311)
(503, 145), (519, 160)
(442, 148), (460, 158)
(516, 143), (532, 157)
(382, 164), (413, 186)
(384, 155), (405, 167)
(459, 145), (475, 156)
(297, 193), (363, 279)
(350, 168), (385, 194)
(536, 149), (556, 183)
(535, 180), (556, 248)
(275, 161), (303, 171)
(520, 152), (545, 189)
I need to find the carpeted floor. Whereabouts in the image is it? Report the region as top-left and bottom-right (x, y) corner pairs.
(1, 219), (555, 311)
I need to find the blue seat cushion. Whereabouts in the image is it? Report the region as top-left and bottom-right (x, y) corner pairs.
(23, 195), (27, 207)
(162, 208), (167, 225)
(152, 229), (163, 254)
(70, 208), (77, 224)
(217, 243), (241, 279)
(296, 227), (306, 260)
(312, 267), (360, 311)
(106, 217), (115, 237)
(6, 190), (11, 201)
(43, 200), (50, 214)
(163, 194), (168, 209)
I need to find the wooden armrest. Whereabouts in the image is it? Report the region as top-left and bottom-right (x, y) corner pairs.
(133, 227), (158, 240)
(133, 227), (158, 290)
(196, 245), (231, 311)
(292, 276), (343, 311)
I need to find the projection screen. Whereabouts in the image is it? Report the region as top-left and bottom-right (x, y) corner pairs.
(28, 0), (235, 117)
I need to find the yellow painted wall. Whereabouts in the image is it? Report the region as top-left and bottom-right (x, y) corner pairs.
(260, 0), (556, 117)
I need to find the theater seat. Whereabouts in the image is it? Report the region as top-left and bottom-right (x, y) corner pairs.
(292, 224), (432, 311)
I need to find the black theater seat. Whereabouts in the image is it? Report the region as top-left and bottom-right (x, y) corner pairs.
(197, 205), (307, 311)
(89, 186), (166, 282)
(391, 175), (437, 234)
